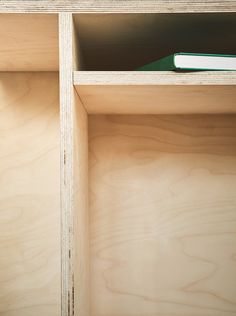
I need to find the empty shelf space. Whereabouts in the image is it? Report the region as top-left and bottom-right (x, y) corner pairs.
(87, 114), (236, 316)
(74, 71), (236, 114)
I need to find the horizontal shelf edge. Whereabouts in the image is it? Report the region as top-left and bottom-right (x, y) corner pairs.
(73, 71), (236, 86)
(1, 0), (236, 13)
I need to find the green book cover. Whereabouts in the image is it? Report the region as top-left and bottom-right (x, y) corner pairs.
(136, 53), (236, 71)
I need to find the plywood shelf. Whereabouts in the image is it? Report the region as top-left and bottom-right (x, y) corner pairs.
(74, 71), (236, 114)
(74, 71), (236, 85)
(0, 0), (236, 13)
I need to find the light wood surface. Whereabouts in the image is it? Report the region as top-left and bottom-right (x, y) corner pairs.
(59, 13), (89, 316)
(74, 71), (236, 85)
(73, 12), (89, 316)
(0, 1), (236, 13)
(74, 75), (236, 114)
(0, 72), (60, 316)
(0, 14), (58, 71)
(89, 114), (236, 316)
(1, 3), (236, 316)
(73, 91), (89, 316)
(77, 85), (236, 114)
(73, 13), (236, 70)
(59, 13), (75, 316)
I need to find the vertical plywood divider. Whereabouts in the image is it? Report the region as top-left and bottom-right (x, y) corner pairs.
(73, 92), (89, 316)
(59, 13), (73, 316)
(59, 13), (89, 316)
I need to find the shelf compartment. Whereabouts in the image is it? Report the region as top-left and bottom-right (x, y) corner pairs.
(0, 72), (60, 315)
(74, 71), (236, 114)
(0, 14), (58, 71)
(88, 113), (236, 316)
(73, 13), (236, 71)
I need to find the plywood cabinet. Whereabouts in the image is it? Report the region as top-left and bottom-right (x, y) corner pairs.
(0, 2), (236, 316)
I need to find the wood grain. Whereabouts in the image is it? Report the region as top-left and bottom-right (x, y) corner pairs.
(75, 82), (236, 115)
(73, 91), (89, 316)
(0, 72), (60, 316)
(0, 14), (58, 71)
(59, 13), (75, 316)
(74, 71), (236, 85)
(0, 1), (236, 13)
(59, 12), (89, 316)
(89, 114), (236, 316)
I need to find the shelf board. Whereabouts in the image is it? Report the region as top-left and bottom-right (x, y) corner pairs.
(0, 1), (236, 13)
(74, 71), (236, 114)
(74, 71), (236, 85)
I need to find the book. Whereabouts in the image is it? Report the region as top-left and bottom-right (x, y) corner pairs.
(136, 53), (236, 71)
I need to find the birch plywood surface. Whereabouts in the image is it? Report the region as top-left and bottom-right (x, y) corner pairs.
(76, 84), (236, 114)
(59, 12), (90, 316)
(74, 71), (236, 114)
(89, 115), (236, 316)
(0, 73), (60, 315)
(0, 14), (58, 71)
(73, 91), (89, 316)
(0, 1), (236, 13)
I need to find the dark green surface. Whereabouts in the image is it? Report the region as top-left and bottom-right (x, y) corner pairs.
(136, 53), (236, 71)
(137, 54), (175, 70)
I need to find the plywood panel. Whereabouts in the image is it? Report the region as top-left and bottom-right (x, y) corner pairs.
(59, 13), (75, 316)
(59, 12), (89, 316)
(0, 1), (235, 13)
(89, 114), (236, 316)
(74, 91), (89, 316)
(0, 72), (60, 315)
(0, 14), (58, 71)
(75, 84), (236, 114)
(74, 71), (236, 85)
(74, 71), (236, 114)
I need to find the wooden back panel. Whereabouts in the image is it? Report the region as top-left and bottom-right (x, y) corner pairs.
(0, 73), (60, 316)
(89, 114), (236, 316)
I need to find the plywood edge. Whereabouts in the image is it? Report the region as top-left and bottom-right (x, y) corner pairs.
(73, 71), (236, 85)
(0, 0), (236, 13)
(59, 12), (89, 316)
(74, 71), (236, 115)
(59, 12), (74, 316)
